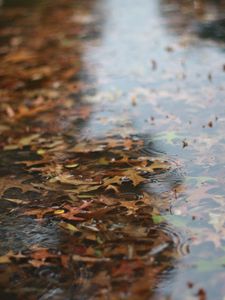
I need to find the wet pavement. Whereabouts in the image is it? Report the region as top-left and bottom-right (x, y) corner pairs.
(0, 0), (225, 299)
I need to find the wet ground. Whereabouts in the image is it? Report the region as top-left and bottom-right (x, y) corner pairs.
(0, 0), (225, 299)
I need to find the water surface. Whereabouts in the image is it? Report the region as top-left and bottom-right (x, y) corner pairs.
(0, 0), (225, 299)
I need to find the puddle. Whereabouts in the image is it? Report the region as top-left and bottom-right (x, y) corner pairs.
(0, 0), (225, 299)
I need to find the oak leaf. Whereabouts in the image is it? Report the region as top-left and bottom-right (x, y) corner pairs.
(122, 170), (145, 186)
(0, 176), (38, 198)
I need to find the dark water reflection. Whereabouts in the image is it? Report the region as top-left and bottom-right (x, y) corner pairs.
(0, 0), (225, 299)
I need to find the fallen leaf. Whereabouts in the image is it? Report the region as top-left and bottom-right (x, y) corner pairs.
(4, 50), (36, 63)
(122, 169), (146, 186)
(72, 255), (110, 262)
(59, 222), (80, 232)
(0, 176), (38, 198)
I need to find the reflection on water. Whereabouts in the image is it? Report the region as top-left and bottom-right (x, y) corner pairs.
(0, 0), (225, 299)
(160, 0), (225, 41)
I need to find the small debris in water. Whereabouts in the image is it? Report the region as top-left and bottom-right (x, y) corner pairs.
(208, 121), (213, 128)
(208, 73), (212, 81)
(196, 288), (206, 300)
(131, 95), (137, 106)
(165, 46), (174, 52)
(182, 140), (188, 148)
(151, 59), (157, 70)
(187, 282), (194, 289)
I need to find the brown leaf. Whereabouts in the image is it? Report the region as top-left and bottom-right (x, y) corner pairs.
(57, 202), (91, 221)
(82, 207), (115, 219)
(14, 101), (55, 120)
(53, 174), (99, 186)
(0, 255), (11, 264)
(70, 142), (105, 153)
(136, 160), (170, 172)
(30, 247), (57, 260)
(28, 259), (51, 268)
(0, 251), (26, 264)
(120, 200), (139, 215)
(24, 208), (55, 219)
(122, 169), (146, 186)
(3, 50), (36, 63)
(112, 260), (144, 277)
(0, 176), (38, 198)
(103, 176), (122, 186)
(72, 255), (110, 263)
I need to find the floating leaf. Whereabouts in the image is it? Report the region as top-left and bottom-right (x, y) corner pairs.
(59, 222), (79, 233)
(65, 163), (79, 169)
(122, 169), (146, 186)
(72, 255), (110, 263)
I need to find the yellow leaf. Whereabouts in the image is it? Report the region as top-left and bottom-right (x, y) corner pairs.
(0, 255), (11, 264)
(37, 149), (46, 155)
(59, 222), (79, 232)
(65, 163), (79, 169)
(54, 209), (65, 215)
